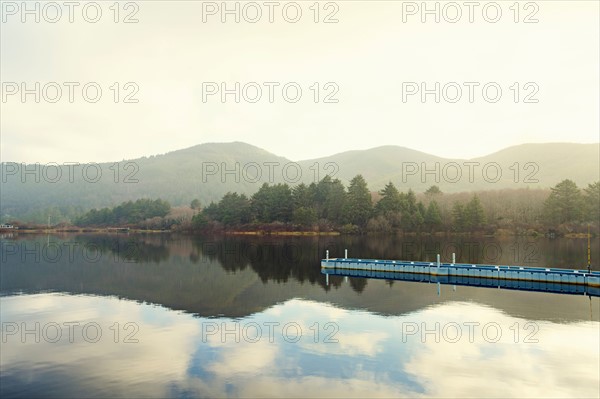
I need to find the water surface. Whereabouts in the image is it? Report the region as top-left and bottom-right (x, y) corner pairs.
(1, 234), (599, 398)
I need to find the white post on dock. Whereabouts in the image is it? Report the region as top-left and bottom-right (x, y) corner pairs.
(345, 249), (348, 259)
(437, 254), (441, 268)
(326, 250), (329, 260)
(452, 252), (456, 264)
(326, 273), (329, 286)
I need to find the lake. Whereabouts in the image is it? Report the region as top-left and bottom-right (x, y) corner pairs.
(1, 234), (599, 398)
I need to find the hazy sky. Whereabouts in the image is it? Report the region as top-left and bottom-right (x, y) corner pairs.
(1, 1), (598, 163)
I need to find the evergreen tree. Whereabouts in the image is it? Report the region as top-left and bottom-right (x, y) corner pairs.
(313, 176), (333, 218)
(292, 207), (317, 227)
(191, 212), (209, 229)
(543, 179), (583, 224)
(425, 200), (442, 230)
(425, 185), (442, 196)
(465, 195), (486, 230)
(452, 202), (465, 231)
(583, 181), (600, 224)
(344, 175), (372, 228)
(400, 189), (419, 230)
(375, 182), (403, 215)
(251, 183), (292, 223)
(413, 203), (425, 230)
(324, 179), (347, 225)
(218, 192), (251, 226)
(291, 183), (314, 209)
(270, 184), (293, 223)
(75, 198), (171, 226)
(202, 202), (219, 220)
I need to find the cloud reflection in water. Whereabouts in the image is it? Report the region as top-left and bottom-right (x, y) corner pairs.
(1, 294), (598, 398)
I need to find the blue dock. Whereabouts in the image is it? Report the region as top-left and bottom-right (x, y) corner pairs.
(321, 257), (600, 297)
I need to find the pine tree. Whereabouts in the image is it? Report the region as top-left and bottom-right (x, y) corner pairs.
(425, 185), (442, 196)
(324, 179), (347, 225)
(465, 195), (486, 230)
(292, 207), (317, 227)
(291, 183), (313, 209)
(583, 181), (600, 224)
(425, 200), (442, 230)
(413, 204), (425, 230)
(452, 202), (465, 231)
(218, 192), (251, 225)
(344, 175), (372, 228)
(543, 179), (583, 224)
(400, 189), (419, 230)
(375, 182), (403, 215)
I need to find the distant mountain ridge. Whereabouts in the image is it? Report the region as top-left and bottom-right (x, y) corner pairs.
(299, 142), (599, 192)
(1, 141), (598, 222)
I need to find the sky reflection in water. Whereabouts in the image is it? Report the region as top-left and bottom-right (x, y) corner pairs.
(1, 293), (598, 398)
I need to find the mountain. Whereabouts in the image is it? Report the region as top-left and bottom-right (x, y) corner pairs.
(1, 142), (598, 222)
(299, 142), (599, 192)
(298, 145), (445, 190)
(0, 142), (290, 222)
(475, 143), (600, 186)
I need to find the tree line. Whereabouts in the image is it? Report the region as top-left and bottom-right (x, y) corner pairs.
(21, 177), (598, 235)
(191, 176), (599, 234)
(74, 198), (171, 227)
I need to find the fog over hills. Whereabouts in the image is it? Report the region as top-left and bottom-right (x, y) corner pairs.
(301, 142), (599, 191)
(1, 142), (598, 222)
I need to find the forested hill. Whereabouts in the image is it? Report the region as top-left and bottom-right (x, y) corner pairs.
(1, 142), (598, 222)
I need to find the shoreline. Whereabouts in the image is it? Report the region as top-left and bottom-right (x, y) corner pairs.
(0, 228), (593, 239)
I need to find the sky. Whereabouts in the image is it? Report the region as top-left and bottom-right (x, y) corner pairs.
(1, 1), (599, 163)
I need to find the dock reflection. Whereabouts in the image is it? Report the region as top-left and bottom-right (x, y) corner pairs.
(321, 268), (600, 297)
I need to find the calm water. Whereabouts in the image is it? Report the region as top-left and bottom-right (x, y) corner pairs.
(1, 234), (599, 398)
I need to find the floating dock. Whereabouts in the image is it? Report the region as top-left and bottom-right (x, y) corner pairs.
(321, 257), (600, 297)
